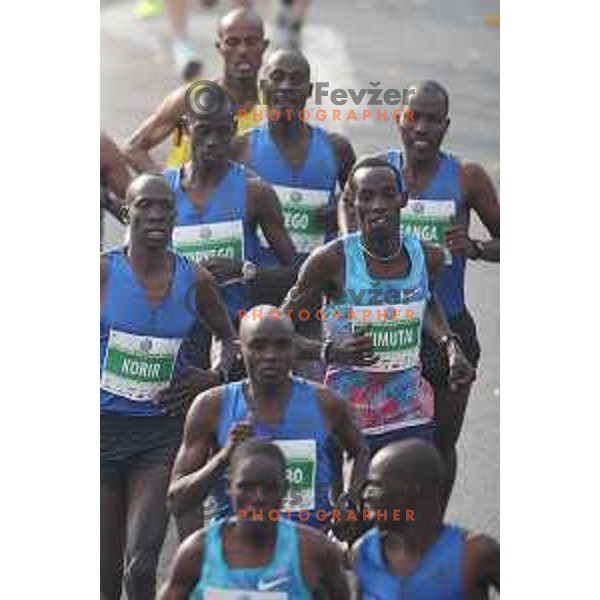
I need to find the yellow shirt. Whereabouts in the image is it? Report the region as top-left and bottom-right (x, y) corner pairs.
(165, 102), (266, 168)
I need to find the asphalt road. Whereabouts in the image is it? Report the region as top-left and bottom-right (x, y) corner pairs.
(101, 0), (500, 588)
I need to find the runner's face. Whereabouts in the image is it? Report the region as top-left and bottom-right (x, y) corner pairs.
(218, 20), (267, 79)
(354, 167), (405, 240)
(129, 184), (175, 247)
(263, 57), (312, 114)
(362, 461), (406, 530)
(399, 89), (449, 161)
(189, 113), (235, 165)
(229, 455), (286, 518)
(241, 320), (294, 386)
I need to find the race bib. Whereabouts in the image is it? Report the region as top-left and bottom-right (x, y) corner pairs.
(274, 440), (316, 512)
(172, 221), (244, 263)
(101, 330), (181, 401)
(401, 200), (455, 265)
(259, 185), (329, 255)
(204, 589), (287, 600)
(351, 302), (425, 372)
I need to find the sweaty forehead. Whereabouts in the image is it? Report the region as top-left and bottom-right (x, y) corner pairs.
(354, 166), (398, 190)
(234, 454), (281, 481)
(219, 14), (263, 38)
(267, 53), (310, 77)
(241, 314), (294, 342)
(128, 176), (173, 202)
(407, 88), (447, 115)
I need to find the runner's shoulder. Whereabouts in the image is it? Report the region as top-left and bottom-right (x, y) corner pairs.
(299, 237), (344, 279)
(186, 384), (225, 432)
(296, 520), (334, 558)
(464, 531), (500, 559)
(458, 160), (492, 192)
(463, 531), (500, 586)
(326, 131), (356, 172)
(172, 527), (206, 575)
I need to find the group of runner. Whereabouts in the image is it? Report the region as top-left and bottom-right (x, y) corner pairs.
(101, 6), (500, 599)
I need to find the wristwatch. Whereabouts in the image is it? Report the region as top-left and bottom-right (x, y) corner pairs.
(472, 240), (485, 260)
(242, 260), (258, 281)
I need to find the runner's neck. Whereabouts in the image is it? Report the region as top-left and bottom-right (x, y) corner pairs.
(186, 159), (230, 190)
(269, 116), (307, 140)
(245, 378), (293, 422)
(223, 74), (260, 105)
(232, 518), (278, 549)
(403, 152), (442, 192)
(127, 243), (170, 277)
(382, 520), (444, 569)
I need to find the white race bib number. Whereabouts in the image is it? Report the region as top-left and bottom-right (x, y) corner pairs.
(172, 221), (244, 263)
(351, 301), (425, 372)
(401, 200), (455, 265)
(101, 330), (181, 401)
(259, 185), (329, 254)
(274, 439), (316, 512)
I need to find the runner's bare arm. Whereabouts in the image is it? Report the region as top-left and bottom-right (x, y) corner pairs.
(447, 162), (500, 262)
(305, 530), (351, 600)
(422, 245), (475, 389)
(281, 244), (338, 360)
(248, 178), (297, 265)
(168, 388), (226, 519)
(282, 243), (376, 366)
(232, 132), (250, 163)
(318, 387), (369, 499)
(100, 132), (132, 199)
(193, 265), (239, 372)
(328, 133), (357, 239)
(464, 533), (500, 597)
(157, 531), (204, 600)
(330, 132), (356, 190)
(123, 86), (187, 173)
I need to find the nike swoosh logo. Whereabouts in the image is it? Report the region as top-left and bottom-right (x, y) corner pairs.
(257, 577), (290, 591)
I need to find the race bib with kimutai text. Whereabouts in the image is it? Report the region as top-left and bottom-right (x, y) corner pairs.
(351, 301), (425, 373)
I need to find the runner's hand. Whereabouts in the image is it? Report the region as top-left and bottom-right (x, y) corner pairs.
(153, 366), (220, 416)
(224, 420), (253, 454)
(447, 343), (476, 390)
(445, 224), (477, 259)
(200, 257), (243, 283)
(330, 335), (378, 367)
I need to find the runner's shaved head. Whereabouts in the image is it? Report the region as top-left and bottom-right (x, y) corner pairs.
(370, 439), (445, 502)
(239, 305), (295, 343)
(125, 173), (172, 204)
(264, 48), (311, 79)
(229, 439), (286, 479)
(407, 80), (450, 116)
(217, 7), (264, 38)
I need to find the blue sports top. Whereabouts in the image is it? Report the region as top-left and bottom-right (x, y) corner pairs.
(165, 161), (259, 319)
(246, 125), (338, 263)
(355, 525), (466, 600)
(387, 149), (466, 318)
(214, 377), (334, 528)
(100, 248), (197, 416)
(190, 518), (311, 599)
